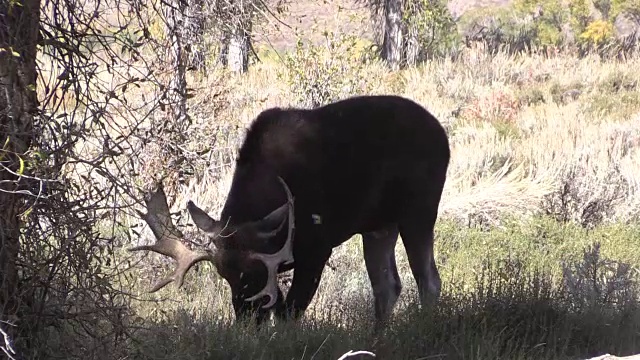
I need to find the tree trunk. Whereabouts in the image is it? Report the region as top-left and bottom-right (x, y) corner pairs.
(405, 23), (420, 65)
(225, 22), (251, 74)
(218, 32), (230, 67)
(0, 0), (41, 335)
(382, 0), (404, 70)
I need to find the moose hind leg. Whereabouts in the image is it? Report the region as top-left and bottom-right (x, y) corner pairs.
(398, 175), (446, 311)
(400, 225), (441, 310)
(363, 226), (402, 323)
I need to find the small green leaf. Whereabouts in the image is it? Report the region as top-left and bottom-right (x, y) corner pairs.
(20, 206), (32, 220)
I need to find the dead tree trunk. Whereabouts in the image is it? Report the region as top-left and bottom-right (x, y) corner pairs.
(217, 32), (230, 67)
(217, 15), (252, 74)
(226, 24), (251, 73)
(382, 0), (404, 70)
(0, 0), (41, 335)
(405, 23), (420, 66)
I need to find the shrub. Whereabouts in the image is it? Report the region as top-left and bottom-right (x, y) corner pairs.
(278, 32), (373, 108)
(585, 91), (640, 120)
(601, 68), (638, 93)
(579, 19), (615, 50)
(517, 87), (546, 106)
(462, 88), (521, 125)
(541, 165), (629, 228)
(611, 0), (640, 20)
(403, 0), (462, 60)
(549, 80), (584, 104)
(514, 0), (568, 48)
(562, 242), (639, 311)
(569, 0), (593, 35)
(458, 5), (539, 54)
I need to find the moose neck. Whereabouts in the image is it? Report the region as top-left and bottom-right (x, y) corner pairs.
(220, 162), (288, 226)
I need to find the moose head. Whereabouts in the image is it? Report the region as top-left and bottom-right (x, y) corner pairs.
(129, 177), (295, 322)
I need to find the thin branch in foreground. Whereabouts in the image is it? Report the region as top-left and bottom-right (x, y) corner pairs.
(0, 321), (18, 360)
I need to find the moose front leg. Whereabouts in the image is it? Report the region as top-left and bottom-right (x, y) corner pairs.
(274, 249), (332, 321)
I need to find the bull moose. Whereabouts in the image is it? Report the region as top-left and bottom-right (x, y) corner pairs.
(130, 95), (451, 326)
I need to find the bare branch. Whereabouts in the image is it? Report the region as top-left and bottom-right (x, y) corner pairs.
(0, 321), (18, 360)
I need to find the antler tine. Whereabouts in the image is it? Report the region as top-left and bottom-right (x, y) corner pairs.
(246, 176), (296, 308)
(129, 184), (215, 293)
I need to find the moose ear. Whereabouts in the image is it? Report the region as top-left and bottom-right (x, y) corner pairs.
(186, 201), (220, 233)
(253, 202), (289, 239)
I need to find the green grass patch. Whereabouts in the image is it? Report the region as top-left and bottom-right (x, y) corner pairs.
(585, 91), (640, 121)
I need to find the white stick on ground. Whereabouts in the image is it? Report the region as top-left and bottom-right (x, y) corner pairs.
(337, 350), (376, 360)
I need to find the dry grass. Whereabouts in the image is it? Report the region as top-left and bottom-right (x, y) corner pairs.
(173, 45), (640, 228)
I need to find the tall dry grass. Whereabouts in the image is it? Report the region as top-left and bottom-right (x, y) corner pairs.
(173, 44), (640, 230)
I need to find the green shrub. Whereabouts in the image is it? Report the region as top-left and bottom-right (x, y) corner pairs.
(403, 0), (462, 60)
(611, 0), (640, 19)
(569, 0), (592, 35)
(458, 1), (569, 53)
(514, 0), (568, 48)
(458, 5), (539, 54)
(549, 80), (584, 104)
(601, 68), (638, 93)
(592, 0), (612, 19)
(517, 87), (546, 106)
(278, 32), (374, 108)
(585, 91), (640, 119)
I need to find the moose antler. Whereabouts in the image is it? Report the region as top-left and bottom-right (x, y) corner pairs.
(245, 176), (296, 308)
(129, 184), (215, 293)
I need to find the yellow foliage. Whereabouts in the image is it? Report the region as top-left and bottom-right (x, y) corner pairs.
(579, 19), (614, 45)
(148, 16), (165, 41)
